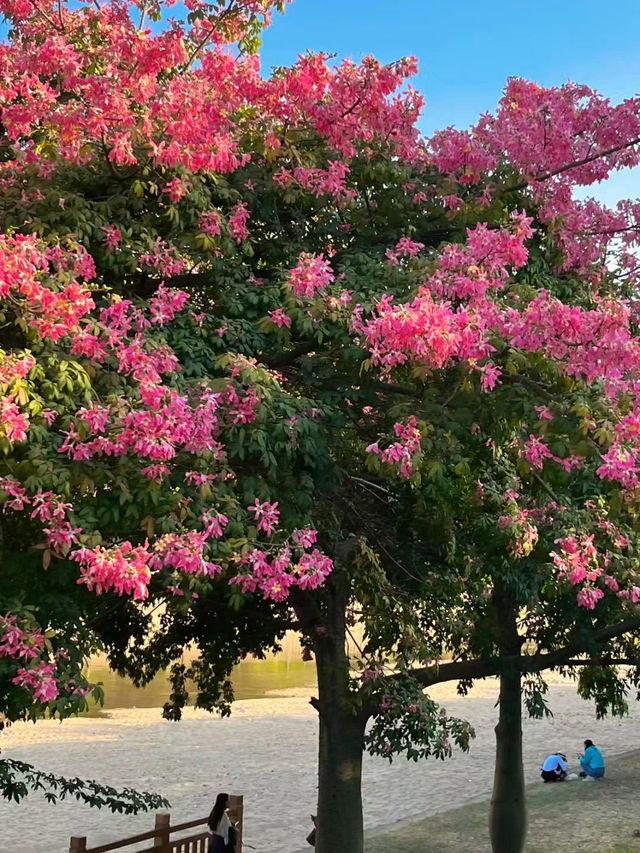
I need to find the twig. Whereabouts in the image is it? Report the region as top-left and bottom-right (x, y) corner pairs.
(505, 136), (640, 194)
(531, 471), (559, 504)
(183, 2), (238, 71)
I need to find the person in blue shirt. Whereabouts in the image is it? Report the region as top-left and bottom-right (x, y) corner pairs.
(541, 752), (569, 782)
(578, 739), (605, 780)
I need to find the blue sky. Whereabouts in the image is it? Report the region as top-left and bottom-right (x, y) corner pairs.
(260, 0), (640, 204)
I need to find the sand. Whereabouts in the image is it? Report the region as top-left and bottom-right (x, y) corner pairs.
(1, 673), (639, 853)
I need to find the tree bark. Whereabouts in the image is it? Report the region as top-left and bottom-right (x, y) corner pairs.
(292, 564), (369, 853)
(489, 661), (525, 853)
(316, 701), (367, 853)
(489, 583), (526, 853)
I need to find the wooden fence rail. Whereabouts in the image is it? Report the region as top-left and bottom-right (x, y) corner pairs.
(69, 795), (243, 853)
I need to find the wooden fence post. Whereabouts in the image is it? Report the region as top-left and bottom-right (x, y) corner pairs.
(154, 812), (171, 853)
(229, 795), (244, 853)
(69, 838), (87, 853)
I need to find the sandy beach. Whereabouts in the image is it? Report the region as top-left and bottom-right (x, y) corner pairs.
(1, 674), (639, 853)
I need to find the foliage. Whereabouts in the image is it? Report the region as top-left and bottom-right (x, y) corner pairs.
(363, 673), (475, 763)
(2, 0), (640, 831)
(0, 754), (169, 813)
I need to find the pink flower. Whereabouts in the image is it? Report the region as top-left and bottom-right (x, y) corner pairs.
(268, 308), (291, 328)
(200, 210), (222, 237)
(229, 201), (250, 243)
(289, 253), (334, 298)
(163, 177), (190, 202)
(535, 405), (554, 421)
(291, 528), (318, 549)
(248, 499), (280, 537)
(577, 588), (604, 610)
(1, 396), (28, 442)
(385, 237), (425, 266)
(0, 615), (44, 660)
(367, 416), (422, 478)
(12, 662), (59, 702)
(101, 225), (122, 250)
(522, 435), (553, 469)
(149, 283), (189, 325)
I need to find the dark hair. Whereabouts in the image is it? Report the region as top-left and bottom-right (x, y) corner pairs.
(208, 793), (229, 832)
(584, 739), (594, 749)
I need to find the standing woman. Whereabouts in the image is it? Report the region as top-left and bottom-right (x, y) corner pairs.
(208, 793), (232, 852)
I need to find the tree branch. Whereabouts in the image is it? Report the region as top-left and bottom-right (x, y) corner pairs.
(369, 381), (422, 399)
(261, 340), (317, 368)
(408, 615), (640, 688)
(531, 471), (560, 504)
(505, 136), (640, 194)
(183, 2), (238, 71)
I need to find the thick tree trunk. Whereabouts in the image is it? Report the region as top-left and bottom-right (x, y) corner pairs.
(292, 562), (369, 853)
(489, 663), (525, 853)
(316, 703), (367, 853)
(489, 583), (526, 853)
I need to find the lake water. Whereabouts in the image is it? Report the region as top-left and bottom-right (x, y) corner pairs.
(84, 633), (317, 714)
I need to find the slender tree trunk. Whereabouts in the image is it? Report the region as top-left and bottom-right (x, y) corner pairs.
(489, 662), (525, 853)
(489, 583), (526, 853)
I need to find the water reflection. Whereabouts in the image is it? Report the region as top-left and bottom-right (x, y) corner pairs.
(83, 634), (317, 715)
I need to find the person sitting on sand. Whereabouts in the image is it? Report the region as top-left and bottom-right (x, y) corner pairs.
(540, 751), (569, 782)
(578, 739), (605, 780)
(208, 792), (238, 852)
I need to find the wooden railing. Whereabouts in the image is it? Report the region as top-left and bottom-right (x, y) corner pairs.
(69, 796), (243, 853)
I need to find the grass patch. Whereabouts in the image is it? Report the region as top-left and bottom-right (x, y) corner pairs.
(366, 750), (640, 853)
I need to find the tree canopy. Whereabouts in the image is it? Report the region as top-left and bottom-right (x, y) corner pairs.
(3, 2), (640, 850)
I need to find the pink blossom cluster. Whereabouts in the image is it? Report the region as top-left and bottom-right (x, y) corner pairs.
(200, 210), (222, 237)
(289, 252), (335, 298)
(101, 225), (122, 250)
(223, 384), (260, 424)
(149, 284), (190, 326)
(248, 499), (280, 536)
(366, 416), (422, 478)
(596, 411), (640, 489)
(0, 2), (422, 191)
(429, 215), (533, 302)
(519, 434), (582, 473)
(549, 535), (626, 610)
(385, 237), (425, 266)
(355, 291), (486, 373)
(12, 662), (59, 703)
(274, 161), (357, 203)
(163, 177), (191, 202)
(150, 531), (221, 578)
(71, 542), (153, 598)
(1, 395), (29, 443)
(140, 238), (188, 278)
(228, 202), (250, 243)
(428, 79), (640, 276)
(0, 234), (95, 342)
(268, 308), (291, 328)
(428, 78), (640, 196)
(0, 614), (44, 660)
(0, 615), (59, 703)
(231, 531), (333, 601)
(356, 219), (536, 378)
(500, 292), (638, 385)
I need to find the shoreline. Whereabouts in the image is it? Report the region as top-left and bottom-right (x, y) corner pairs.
(2, 675), (639, 853)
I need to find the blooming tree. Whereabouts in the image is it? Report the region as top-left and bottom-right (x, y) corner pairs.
(2, 2), (640, 851)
